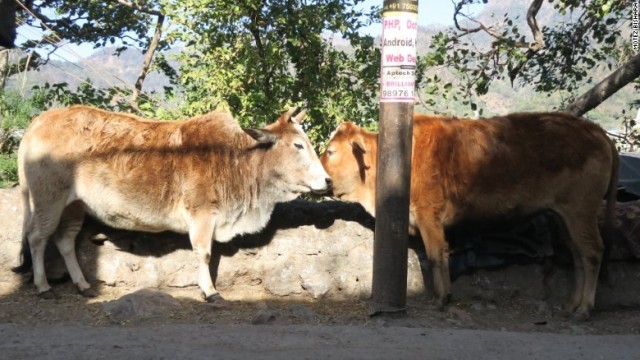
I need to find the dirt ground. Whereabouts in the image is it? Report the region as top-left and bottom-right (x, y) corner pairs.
(1, 273), (640, 333)
(2, 271), (640, 359)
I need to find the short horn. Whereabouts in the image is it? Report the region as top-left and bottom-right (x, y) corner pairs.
(285, 107), (298, 119)
(292, 109), (307, 124)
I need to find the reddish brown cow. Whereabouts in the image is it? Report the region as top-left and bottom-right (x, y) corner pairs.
(321, 112), (618, 318)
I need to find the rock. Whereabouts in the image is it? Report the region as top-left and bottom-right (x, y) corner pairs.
(447, 306), (473, 323)
(299, 262), (332, 299)
(570, 325), (589, 335)
(251, 307), (282, 325)
(102, 288), (182, 323)
(262, 255), (304, 297)
(289, 304), (317, 320)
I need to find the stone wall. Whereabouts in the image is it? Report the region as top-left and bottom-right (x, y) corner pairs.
(2, 187), (640, 310)
(0, 187), (427, 301)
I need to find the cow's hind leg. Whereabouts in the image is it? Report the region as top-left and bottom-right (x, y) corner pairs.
(28, 199), (68, 298)
(558, 208), (603, 320)
(416, 211), (451, 309)
(51, 202), (96, 298)
(188, 215), (221, 302)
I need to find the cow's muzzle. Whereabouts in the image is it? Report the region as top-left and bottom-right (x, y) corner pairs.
(311, 177), (333, 195)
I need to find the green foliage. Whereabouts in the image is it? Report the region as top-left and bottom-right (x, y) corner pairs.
(0, 152), (18, 188)
(0, 90), (50, 187)
(29, 80), (180, 120)
(609, 107), (640, 153)
(163, 0), (381, 148)
(19, 1), (384, 148)
(417, 0), (636, 119)
(31, 81), (117, 109)
(21, 1), (161, 54)
(0, 90), (47, 131)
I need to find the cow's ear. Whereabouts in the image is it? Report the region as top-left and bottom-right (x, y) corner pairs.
(243, 128), (277, 145)
(290, 109), (307, 125)
(351, 135), (367, 153)
(280, 107), (298, 124)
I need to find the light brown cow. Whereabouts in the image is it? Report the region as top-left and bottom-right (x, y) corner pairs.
(13, 105), (332, 301)
(320, 112), (618, 318)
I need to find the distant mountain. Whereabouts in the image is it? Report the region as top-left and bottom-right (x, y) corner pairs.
(6, 47), (173, 94)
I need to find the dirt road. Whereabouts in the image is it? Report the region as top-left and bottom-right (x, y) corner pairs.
(2, 322), (639, 360)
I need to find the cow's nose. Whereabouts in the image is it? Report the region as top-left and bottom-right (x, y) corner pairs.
(325, 177), (333, 189)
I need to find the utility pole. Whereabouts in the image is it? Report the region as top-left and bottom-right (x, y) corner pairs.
(371, 0), (418, 315)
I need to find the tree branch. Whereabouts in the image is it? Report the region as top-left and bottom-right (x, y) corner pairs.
(131, 13), (164, 102)
(564, 52), (640, 116)
(526, 0), (544, 51)
(245, 2), (274, 99)
(453, 0), (544, 51)
(105, 0), (163, 16)
(507, 0), (545, 84)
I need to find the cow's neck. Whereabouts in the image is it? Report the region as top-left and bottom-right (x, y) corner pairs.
(247, 148), (300, 205)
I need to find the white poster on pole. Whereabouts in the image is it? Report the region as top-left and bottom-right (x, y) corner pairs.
(380, 2), (418, 103)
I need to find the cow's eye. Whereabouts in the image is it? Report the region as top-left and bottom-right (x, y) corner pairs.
(294, 142), (304, 150)
(325, 149), (335, 156)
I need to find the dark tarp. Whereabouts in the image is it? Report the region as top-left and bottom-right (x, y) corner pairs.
(447, 153), (640, 279)
(619, 152), (640, 199)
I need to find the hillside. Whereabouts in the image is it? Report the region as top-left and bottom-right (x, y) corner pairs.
(5, 47), (172, 94)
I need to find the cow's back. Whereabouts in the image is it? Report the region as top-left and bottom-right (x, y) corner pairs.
(411, 112), (614, 224)
(19, 105), (255, 233)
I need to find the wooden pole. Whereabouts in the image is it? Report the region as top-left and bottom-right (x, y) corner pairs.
(371, 0), (418, 316)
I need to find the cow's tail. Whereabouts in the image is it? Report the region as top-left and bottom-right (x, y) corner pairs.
(12, 142), (33, 275)
(599, 139), (619, 286)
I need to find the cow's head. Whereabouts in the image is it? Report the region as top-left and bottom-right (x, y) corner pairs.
(320, 122), (377, 215)
(243, 108), (332, 200)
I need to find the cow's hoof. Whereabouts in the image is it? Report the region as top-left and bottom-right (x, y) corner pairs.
(572, 313), (590, 322)
(563, 302), (580, 316)
(205, 293), (224, 303)
(571, 308), (591, 322)
(432, 294), (451, 311)
(38, 290), (59, 300)
(79, 288), (99, 298)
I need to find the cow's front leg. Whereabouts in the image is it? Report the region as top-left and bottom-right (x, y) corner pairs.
(188, 215), (220, 302)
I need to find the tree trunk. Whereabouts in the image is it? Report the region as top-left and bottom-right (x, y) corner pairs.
(0, 0), (16, 49)
(0, 49), (8, 89)
(564, 52), (640, 117)
(131, 14), (164, 103)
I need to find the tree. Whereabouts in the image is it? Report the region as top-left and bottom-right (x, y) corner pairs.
(0, 0), (17, 48)
(10, 0), (167, 109)
(164, 0), (380, 144)
(10, 0), (381, 143)
(419, 0), (639, 120)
